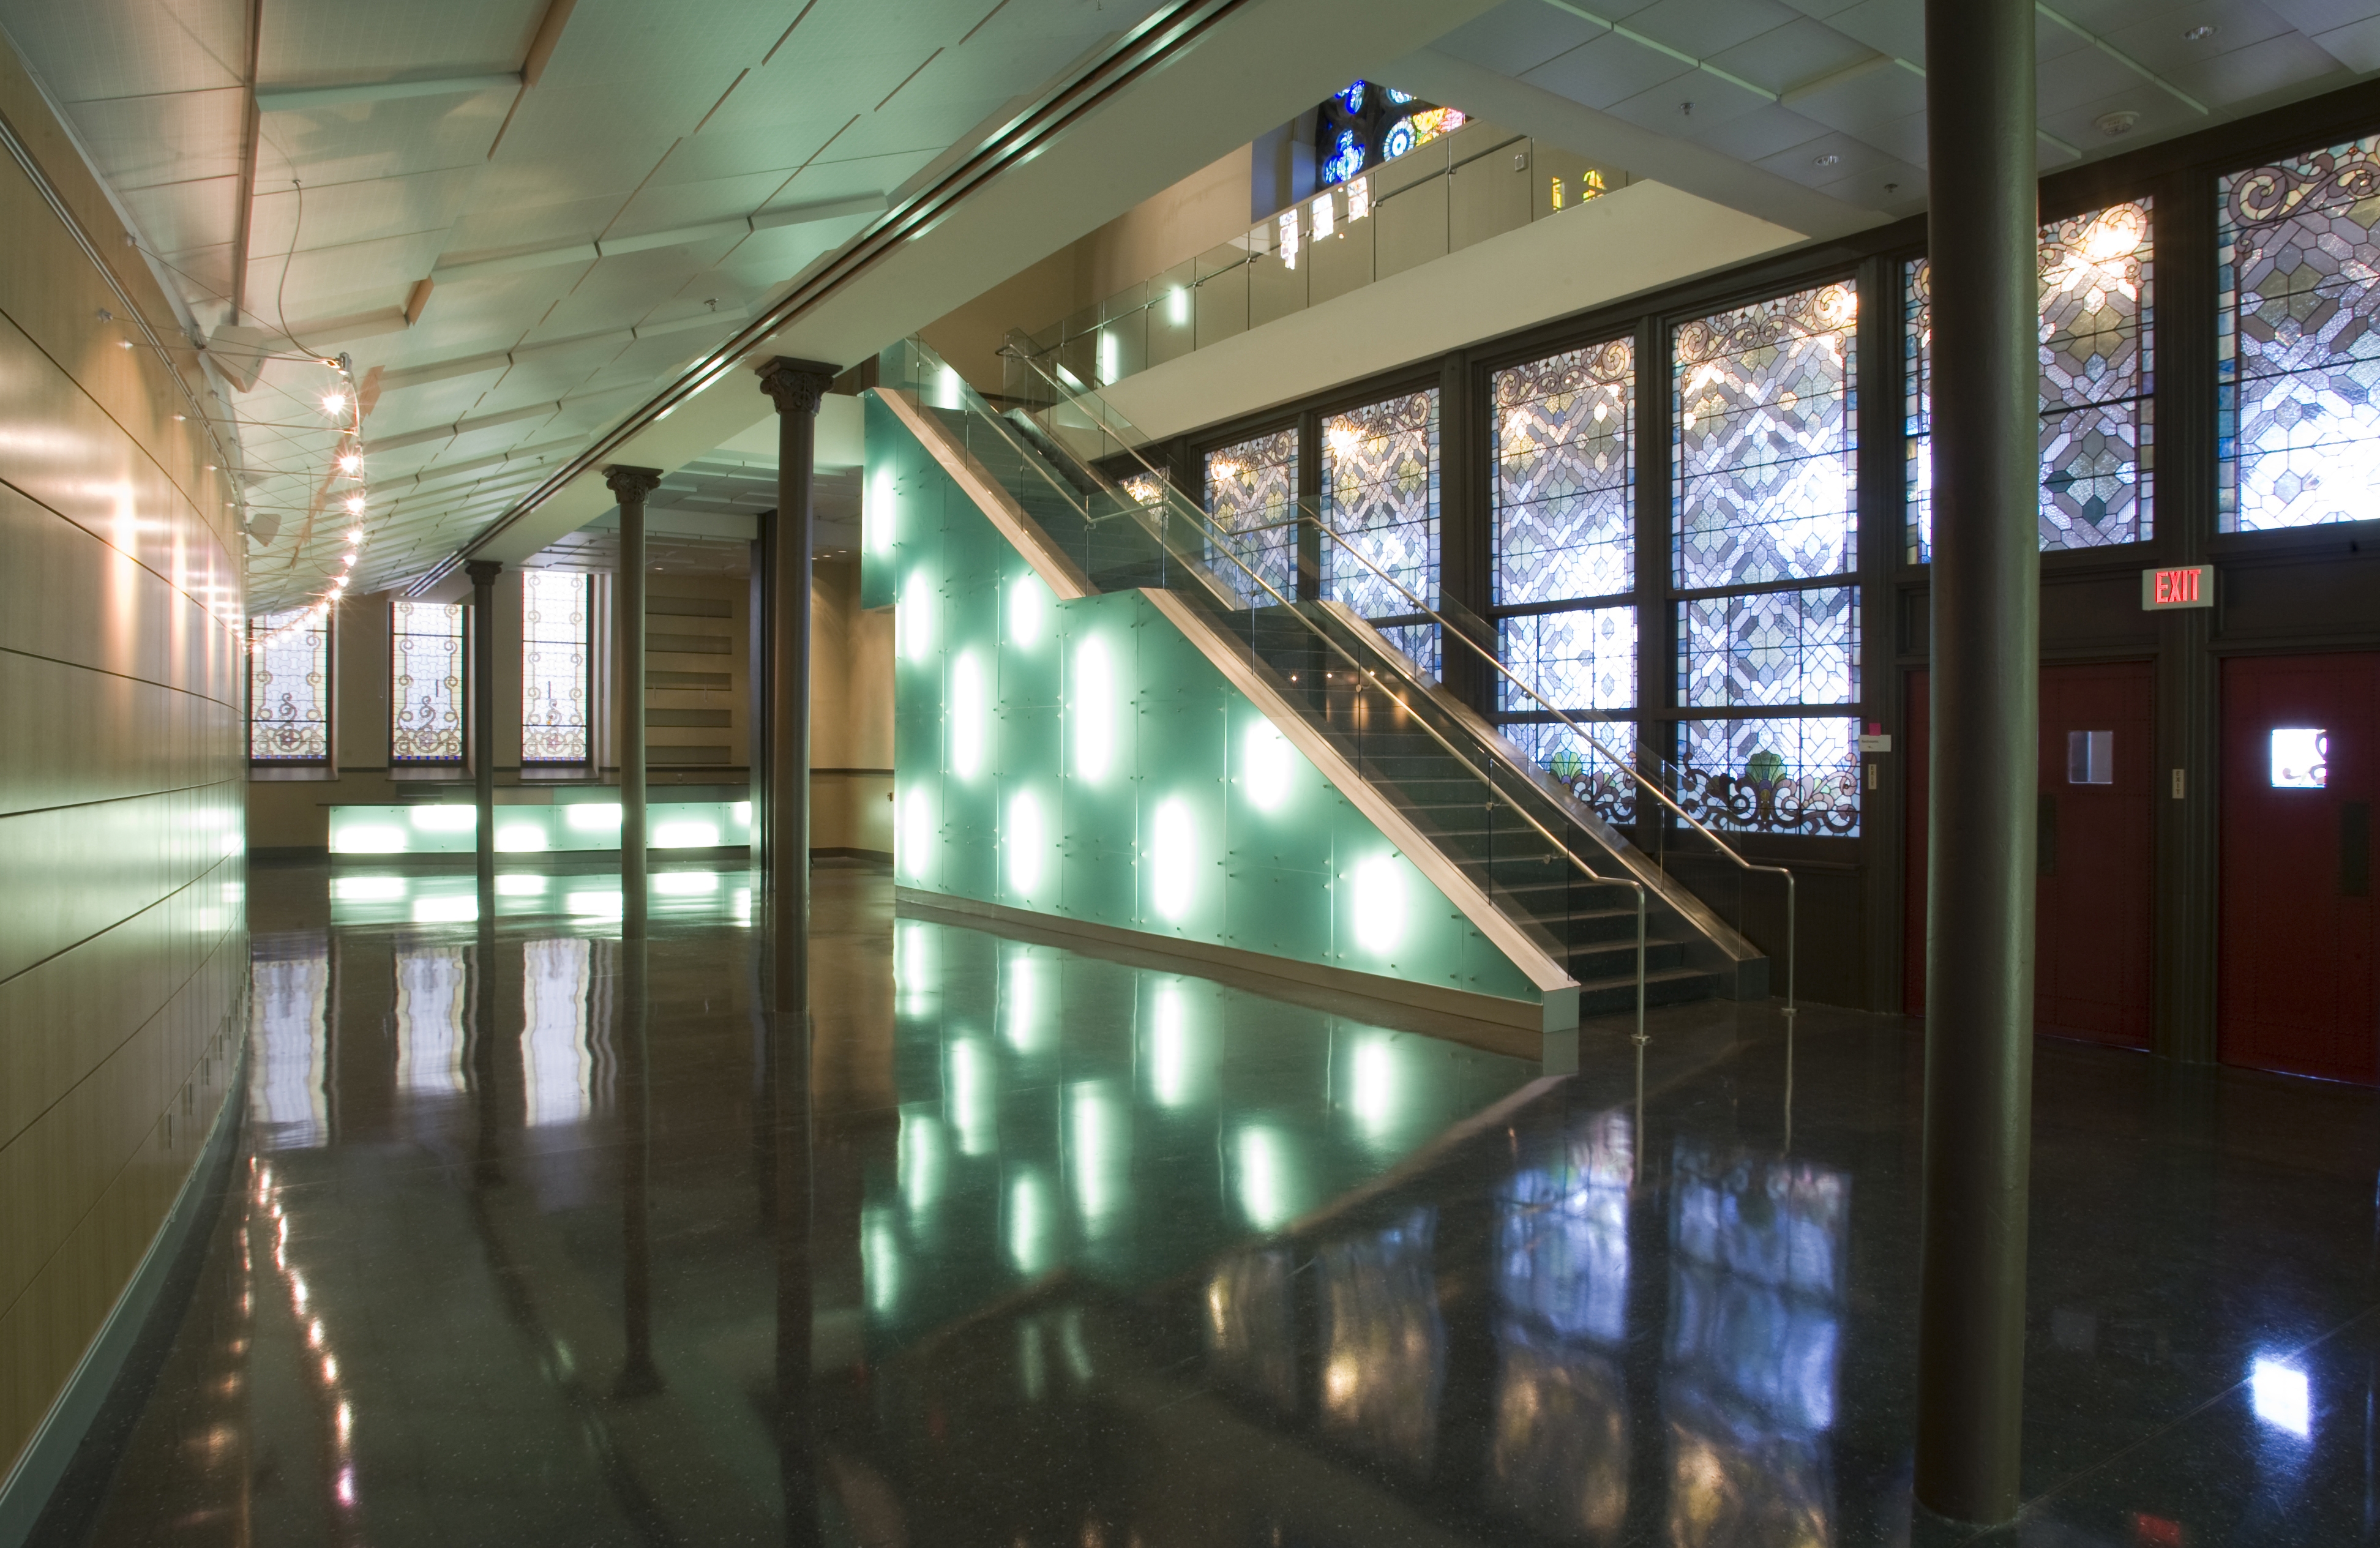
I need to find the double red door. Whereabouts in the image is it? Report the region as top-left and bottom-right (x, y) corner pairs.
(1904, 662), (2156, 1048)
(2219, 653), (2380, 1083)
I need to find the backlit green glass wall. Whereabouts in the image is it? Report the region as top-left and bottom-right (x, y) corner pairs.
(867, 393), (1541, 1008)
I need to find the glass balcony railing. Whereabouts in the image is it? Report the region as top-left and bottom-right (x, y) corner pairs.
(1006, 119), (1631, 398)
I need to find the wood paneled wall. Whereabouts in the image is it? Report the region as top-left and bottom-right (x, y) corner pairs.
(0, 38), (247, 1484)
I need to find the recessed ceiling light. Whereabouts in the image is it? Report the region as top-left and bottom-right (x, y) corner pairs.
(2183, 23), (2218, 40)
(1813, 153), (1841, 168)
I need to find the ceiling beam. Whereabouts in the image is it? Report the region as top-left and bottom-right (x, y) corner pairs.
(427, 194), (886, 286)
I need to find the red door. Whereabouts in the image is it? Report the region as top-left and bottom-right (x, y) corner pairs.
(1904, 662), (2156, 1049)
(2218, 652), (2380, 1083)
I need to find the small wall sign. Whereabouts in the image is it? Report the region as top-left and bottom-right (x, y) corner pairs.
(2141, 564), (2213, 610)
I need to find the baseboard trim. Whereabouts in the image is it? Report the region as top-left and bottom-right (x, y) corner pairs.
(894, 886), (1575, 1038)
(0, 1024), (250, 1548)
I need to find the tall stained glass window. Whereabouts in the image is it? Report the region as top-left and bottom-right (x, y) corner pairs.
(392, 600), (465, 763)
(522, 569), (591, 764)
(1674, 284), (1862, 836)
(249, 607), (329, 761)
(2219, 136), (2380, 531)
(1322, 389), (1440, 675)
(1491, 340), (1637, 822)
(1907, 200), (2156, 559)
(1204, 429), (1298, 608)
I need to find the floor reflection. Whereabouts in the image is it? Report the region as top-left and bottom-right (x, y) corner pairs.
(48, 861), (2380, 1547)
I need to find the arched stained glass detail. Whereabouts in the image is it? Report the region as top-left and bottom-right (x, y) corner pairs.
(392, 600), (465, 763)
(1490, 340), (1637, 824)
(1323, 130), (1366, 186)
(1204, 430), (1299, 608)
(1906, 199), (2155, 560)
(522, 569), (591, 764)
(1315, 83), (1462, 187)
(1322, 389), (1440, 676)
(2218, 136), (2380, 531)
(1673, 283), (1863, 837)
(1336, 81), (1366, 114)
(249, 607), (329, 761)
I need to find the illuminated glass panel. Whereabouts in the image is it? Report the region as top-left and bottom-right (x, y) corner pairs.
(2220, 136), (2380, 531)
(1674, 283), (1858, 589)
(1493, 340), (1634, 607)
(521, 569), (590, 764)
(2270, 728), (2329, 788)
(1907, 199), (2156, 559)
(392, 601), (466, 762)
(1677, 717), (1861, 837)
(1323, 389), (1439, 674)
(1678, 587), (1858, 709)
(1203, 429), (1298, 608)
(249, 607), (329, 761)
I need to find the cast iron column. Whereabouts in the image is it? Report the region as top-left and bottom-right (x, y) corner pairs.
(467, 559), (502, 890)
(757, 357), (839, 1016)
(607, 466), (663, 937)
(1915, 0), (2040, 1524)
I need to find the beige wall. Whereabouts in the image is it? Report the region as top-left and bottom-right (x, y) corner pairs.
(0, 36), (247, 1486)
(922, 147), (1254, 395)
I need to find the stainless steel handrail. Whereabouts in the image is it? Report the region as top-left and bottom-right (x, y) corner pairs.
(891, 339), (1648, 1042)
(1006, 345), (1797, 1020)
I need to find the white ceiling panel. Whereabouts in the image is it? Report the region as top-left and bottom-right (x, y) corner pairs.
(1753, 125), (1916, 191)
(443, 193), (627, 258)
(1810, 0), (1922, 62)
(2315, 14), (2380, 65)
(2263, 0), (2379, 32)
(1625, 0), (1808, 58)
(607, 168), (791, 239)
(121, 174), (242, 258)
(2038, 88), (2206, 151)
(537, 0), (791, 91)
(0, 0), (243, 99)
(644, 118), (854, 187)
(1680, 100), (1833, 161)
(773, 146), (945, 206)
(2097, 0), (2293, 75)
(247, 165), (481, 256)
(1436, 1), (1611, 77)
(1604, 70), (1771, 135)
(62, 86), (247, 188)
(2035, 45), (2149, 116)
(2167, 29), (2351, 104)
(256, 0), (544, 81)
(1706, 17), (1879, 94)
(1522, 32), (1698, 111)
(244, 228), (445, 313)
(257, 91), (515, 183)
(1781, 53), (1926, 135)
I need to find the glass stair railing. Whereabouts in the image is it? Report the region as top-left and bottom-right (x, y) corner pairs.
(977, 342), (1796, 1024)
(881, 338), (1780, 1033)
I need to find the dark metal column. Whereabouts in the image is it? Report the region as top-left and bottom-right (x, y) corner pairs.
(467, 559), (502, 891)
(607, 466), (663, 937)
(1916, 0), (2040, 1523)
(756, 358), (839, 1016)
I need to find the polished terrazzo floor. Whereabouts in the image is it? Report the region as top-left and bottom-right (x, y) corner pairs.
(31, 856), (2380, 1546)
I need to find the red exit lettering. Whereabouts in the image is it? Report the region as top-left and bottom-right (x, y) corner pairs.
(2141, 564), (2213, 611)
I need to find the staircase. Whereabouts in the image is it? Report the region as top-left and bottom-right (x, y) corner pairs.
(891, 350), (1768, 1022)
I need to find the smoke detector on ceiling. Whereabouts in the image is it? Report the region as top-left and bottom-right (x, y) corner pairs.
(2095, 110), (2140, 138)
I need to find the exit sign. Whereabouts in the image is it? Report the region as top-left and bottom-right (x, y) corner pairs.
(2141, 564), (2213, 610)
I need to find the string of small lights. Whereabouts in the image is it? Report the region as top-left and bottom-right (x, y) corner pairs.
(250, 351), (370, 652)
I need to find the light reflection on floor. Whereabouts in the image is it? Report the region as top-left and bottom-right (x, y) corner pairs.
(325, 863), (754, 926)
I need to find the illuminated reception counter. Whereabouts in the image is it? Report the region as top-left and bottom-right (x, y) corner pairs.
(865, 378), (1577, 1031)
(326, 798), (750, 855)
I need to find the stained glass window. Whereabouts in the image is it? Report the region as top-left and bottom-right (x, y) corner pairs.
(1678, 587), (1858, 709)
(1906, 200), (2156, 559)
(1205, 430), (1298, 608)
(1675, 285), (1862, 836)
(1494, 341), (1634, 607)
(392, 600), (465, 763)
(1491, 341), (1637, 818)
(1323, 389), (1439, 676)
(2218, 136), (2380, 531)
(249, 607), (329, 761)
(1677, 717), (1862, 837)
(1315, 83), (1462, 188)
(522, 569), (590, 764)
(1675, 285), (1858, 589)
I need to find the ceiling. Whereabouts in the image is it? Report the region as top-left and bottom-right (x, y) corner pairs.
(1394, 0), (2380, 236)
(4, 0), (2374, 615)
